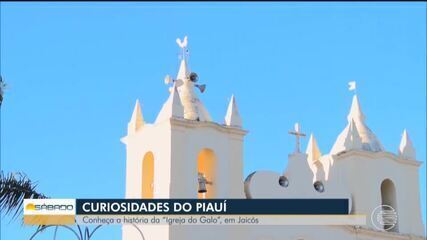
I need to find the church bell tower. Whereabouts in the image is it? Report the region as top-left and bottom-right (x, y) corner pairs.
(121, 36), (247, 240)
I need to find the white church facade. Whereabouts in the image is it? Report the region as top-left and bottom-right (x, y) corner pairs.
(120, 38), (425, 240)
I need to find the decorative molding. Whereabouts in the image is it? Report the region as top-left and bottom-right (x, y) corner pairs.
(332, 150), (422, 167)
(170, 117), (248, 137)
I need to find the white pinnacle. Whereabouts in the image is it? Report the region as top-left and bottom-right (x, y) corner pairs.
(170, 36), (212, 122)
(176, 59), (189, 81)
(224, 95), (242, 128)
(347, 95), (365, 122)
(398, 129), (416, 160)
(155, 84), (184, 123)
(343, 119), (363, 150)
(331, 94), (384, 154)
(306, 133), (326, 183)
(128, 99), (144, 134)
(306, 134), (322, 163)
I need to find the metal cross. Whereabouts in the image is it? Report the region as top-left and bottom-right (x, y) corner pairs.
(288, 122), (306, 153)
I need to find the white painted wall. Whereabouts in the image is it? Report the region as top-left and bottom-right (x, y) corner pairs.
(122, 117), (246, 240)
(245, 150), (425, 239)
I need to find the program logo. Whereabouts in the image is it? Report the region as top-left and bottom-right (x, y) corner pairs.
(23, 199), (76, 225)
(371, 205), (398, 231)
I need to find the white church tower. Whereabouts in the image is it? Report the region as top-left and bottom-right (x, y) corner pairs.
(327, 94), (425, 236)
(121, 37), (247, 240)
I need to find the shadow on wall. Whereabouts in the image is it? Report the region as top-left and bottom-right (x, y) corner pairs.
(381, 178), (398, 232)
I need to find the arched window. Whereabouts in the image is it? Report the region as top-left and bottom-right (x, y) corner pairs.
(380, 179), (398, 232)
(142, 152), (154, 199)
(197, 149), (217, 199)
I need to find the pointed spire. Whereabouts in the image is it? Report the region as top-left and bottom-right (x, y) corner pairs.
(306, 134), (322, 163)
(224, 95), (242, 127)
(330, 94), (384, 154)
(170, 37), (212, 122)
(128, 99), (144, 134)
(305, 134), (326, 183)
(155, 85), (184, 123)
(176, 59), (189, 81)
(347, 95), (365, 122)
(398, 129), (416, 160)
(343, 119), (363, 150)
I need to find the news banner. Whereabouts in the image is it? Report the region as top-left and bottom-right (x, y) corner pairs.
(23, 199), (366, 226)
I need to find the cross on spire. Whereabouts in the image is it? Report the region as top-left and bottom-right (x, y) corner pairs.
(288, 123), (306, 153)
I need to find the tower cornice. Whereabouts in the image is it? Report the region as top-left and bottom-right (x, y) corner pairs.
(331, 149), (422, 167)
(169, 117), (248, 137)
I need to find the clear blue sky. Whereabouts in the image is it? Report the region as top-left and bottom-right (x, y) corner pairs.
(1, 2), (425, 239)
